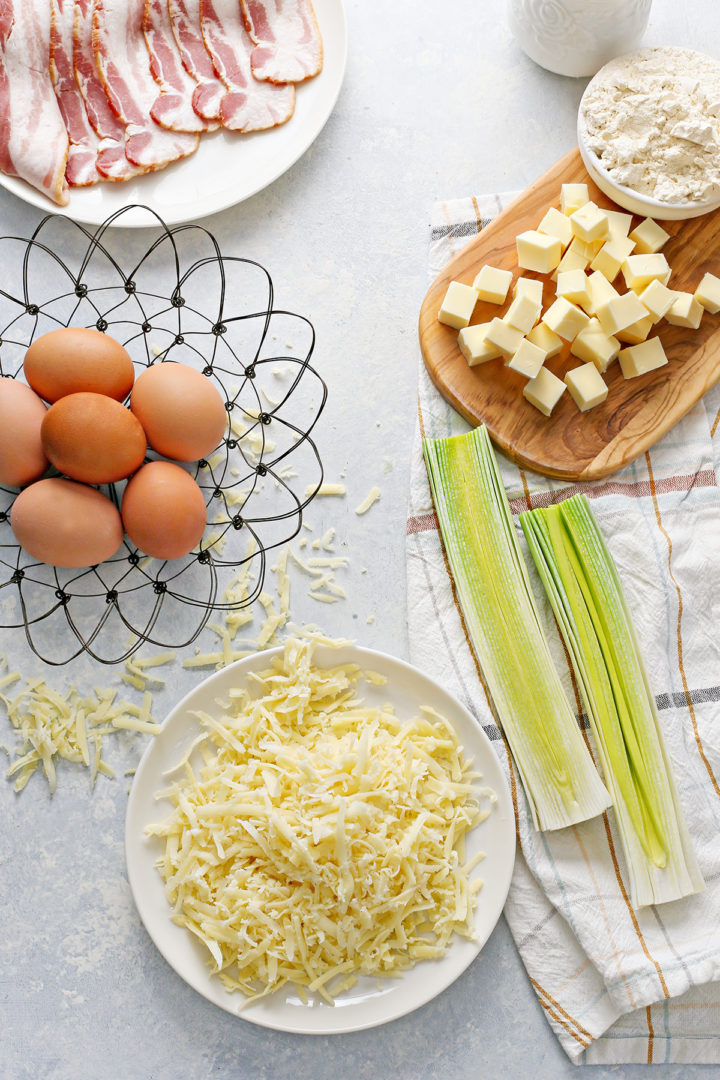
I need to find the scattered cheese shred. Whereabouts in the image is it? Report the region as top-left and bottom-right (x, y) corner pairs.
(305, 483), (347, 498)
(147, 638), (489, 1004)
(354, 486), (381, 515)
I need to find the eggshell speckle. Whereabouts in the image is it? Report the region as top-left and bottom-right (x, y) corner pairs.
(41, 392), (147, 484)
(24, 327), (135, 403)
(0, 379), (49, 487)
(130, 363), (227, 461)
(121, 461), (207, 560)
(11, 477), (124, 567)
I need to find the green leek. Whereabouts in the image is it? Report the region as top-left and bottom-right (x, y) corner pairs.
(422, 426), (611, 831)
(520, 494), (704, 907)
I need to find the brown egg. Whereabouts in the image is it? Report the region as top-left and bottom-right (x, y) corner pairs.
(121, 461), (207, 560)
(24, 327), (135, 404)
(0, 379), (49, 487)
(11, 477), (124, 567)
(130, 362), (227, 461)
(41, 392), (147, 484)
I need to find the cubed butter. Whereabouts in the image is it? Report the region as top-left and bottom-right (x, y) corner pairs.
(537, 206), (573, 248)
(618, 337), (668, 379)
(616, 315), (654, 345)
(556, 268), (590, 307)
(458, 322), (502, 366)
(665, 291), (703, 329)
(485, 316), (525, 358)
(561, 183), (589, 216)
(551, 247), (590, 281)
(637, 279), (677, 321)
(628, 217), (671, 254)
(505, 292), (542, 333)
(507, 338), (545, 379)
(527, 321), (563, 359)
(438, 280), (477, 329)
(621, 253), (670, 291)
(570, 318), (620, 373)
(582, 271), (620, 316)
(472, 265), (513, 305)
(516, 230), (563, 273)
(694, 272), (720, 314)
(570, 201), (609, 244)
(604, 209), (633, 239)
(565, 363), (608, 411)
(569, 235), (604, 261)
(523, 366), (567, 416)
(513, 277), (544, 304)
(596, 290), (649, 336)
(542, 296), (590, 340)
(590, 235), (635, 282)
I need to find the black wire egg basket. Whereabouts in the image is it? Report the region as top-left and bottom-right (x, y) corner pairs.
(0, 206), (327, 666)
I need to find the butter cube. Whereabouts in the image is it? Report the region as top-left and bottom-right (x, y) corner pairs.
(569, 235), (604, 261)
(665, 291), (703, 329)
(618, 337), (668, 379)
(565, 363), (609, 411)
(523, 366), (567, 416)
(485, 317), (525, 358)
(473, 265), (513, 305)
(516, 230), (562, 273)
(556, 268), (590, 307)
(582, 271), (620, 316)
(596, 290), (649, 336)
(551, 247), (590, 281)
(561, 183), (589, 216)
(507, 338), (545, 379)
(616, 315), (654, 345)
(590, 235), (635, 282)
(637, 279), (677, 321)
(629, 217), (671, 254)
(621, 253), (670, 291)
(513, 277), (544, 304)
(527, 322), (563, 359)
(438, 280), (477, 329)
(505, 293), (542, 333)
(694, 272), (720, 314)
(604, 209), (633, 238)
(570, 318), (620, 372)
(458, 322), (502, 366)
(542, 296), (590, 340)
(538, 206), (573, 248)
(570, 201), (609, 244)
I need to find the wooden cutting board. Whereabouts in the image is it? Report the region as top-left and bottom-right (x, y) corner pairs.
(418, 148), (720, 481)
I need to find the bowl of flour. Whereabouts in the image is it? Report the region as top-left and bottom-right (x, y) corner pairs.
(577, 46), (720, 219)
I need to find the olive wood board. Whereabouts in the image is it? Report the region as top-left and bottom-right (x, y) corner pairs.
(418, 147), (720, 481)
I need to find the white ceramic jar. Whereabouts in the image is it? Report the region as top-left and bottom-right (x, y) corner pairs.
(508, 0), (652, 77)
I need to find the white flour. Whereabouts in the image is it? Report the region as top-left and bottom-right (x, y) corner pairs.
(580, 47), (720, 203)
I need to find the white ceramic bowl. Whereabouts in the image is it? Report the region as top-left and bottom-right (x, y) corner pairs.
(577, 49), (720, 221)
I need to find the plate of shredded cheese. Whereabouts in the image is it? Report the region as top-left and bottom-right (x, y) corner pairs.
(125, 638), (515, 1033)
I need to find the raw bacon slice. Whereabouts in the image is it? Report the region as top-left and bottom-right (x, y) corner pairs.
(167, 0), (227, 123)
(50, 0), (101, 187)
(143, 0), (216, 134)
(73, 0), (145, 181)
(200, 0), (295, 132)
(0, 2), (69, 205)
(92, 0), (199, 170)
(240, 0), (322, 84)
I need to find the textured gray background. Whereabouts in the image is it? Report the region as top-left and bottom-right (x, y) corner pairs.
(3, 2), (720, 1077)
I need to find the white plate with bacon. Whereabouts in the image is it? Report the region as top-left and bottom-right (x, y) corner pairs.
(0, 0), (347, 227)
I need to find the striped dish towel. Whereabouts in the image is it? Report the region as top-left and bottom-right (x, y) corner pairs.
(407, 194), (720, 1065)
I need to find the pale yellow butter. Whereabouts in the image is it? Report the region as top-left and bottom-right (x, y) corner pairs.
(458, 322), (502, 366)
(582, 271), (620, 316)
(565, 363), (609, 411)
(604, 209), (633, 239)
(551, 247), (590, 281)
(473, 265), (513, 305)
(556, 268), (590, 307)
(596, 290), (649, 336)
(665, 291), (703, 329)
(694, 272), (720, 314)
(513, 277), (544, 304)
(621, 253), (671, 291)
(570, 318), (621, 373)
(438, 281), (477, 329)
(616, 315), (655, 345)
(538, 206), (573, 248)
(505, 292), (542, 334)
(618, 337), (668, 379)
(516, 230), (562, 273)
(485, 316), (525, 358)
(542, 296), (590, 340)
(590, 235), (635, 282)
(527, 322), (563, 359)
(638, 279), (677, 321)
(561, 183), (589, 216)
(507, 338), (545, 379)
(628, 217), (671, 255)
(570, 201), (609, 245)
(523, 366), (567, 416)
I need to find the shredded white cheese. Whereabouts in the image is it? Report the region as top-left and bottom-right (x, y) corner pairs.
(147, 638), (489, 1005)
(354, 486), (381, 515)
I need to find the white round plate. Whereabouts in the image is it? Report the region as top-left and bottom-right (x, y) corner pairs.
(125, 643), (516, 1035)
(0, 0), (347, 228)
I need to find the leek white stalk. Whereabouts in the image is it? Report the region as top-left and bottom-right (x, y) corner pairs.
(520, 495), (704, 907)
(422, 426), (611, 831)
